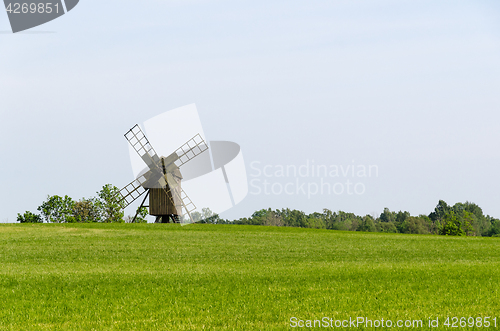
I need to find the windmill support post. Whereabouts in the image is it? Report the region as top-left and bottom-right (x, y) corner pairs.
(132, 190), (150, 223)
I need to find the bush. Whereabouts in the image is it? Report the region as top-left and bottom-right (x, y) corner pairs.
(17, 211), (42, 223)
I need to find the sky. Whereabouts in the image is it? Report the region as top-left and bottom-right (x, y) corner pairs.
(1, 0), (499, 222)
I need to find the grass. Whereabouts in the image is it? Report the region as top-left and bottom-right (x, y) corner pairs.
(0, 223), (499, 330)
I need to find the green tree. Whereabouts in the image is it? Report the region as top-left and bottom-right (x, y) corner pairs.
(17, 211), (42, 223)
(418, 214), (439, 234)
(461, 202), (489, 236)
(97, 184), (124, 223)
(262, 211), (284, 227)
(488, 219), (500, 237)
(125, 206), (149, 223)
(400, 217), (431, 234)
(429, 200), (450, 222)
(196, 208), (225, 224)
(38, 195), (76, 223)
(277, 209), (308, 228)
(73, 198), (100, 223)
(460, 211), (478, 236)
(376, 222), (397, 233)
(134, 206), (149, 223)
(379, 208), (396, 223)
(357, 215), (376, 232)
(304, 217), (325, 229)
(439, 211), (473, 236)
(232, 217), (251, 225)
(324, 210), (360, 231)
(394, 210), (410, 231)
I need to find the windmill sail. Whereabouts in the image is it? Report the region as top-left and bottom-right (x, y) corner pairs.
(169, 134), (209, 168)
(125, 125), (161, 170)
(117, 174), (148, 208)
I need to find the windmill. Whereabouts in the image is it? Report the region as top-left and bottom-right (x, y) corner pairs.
(117, 124), (208, 223)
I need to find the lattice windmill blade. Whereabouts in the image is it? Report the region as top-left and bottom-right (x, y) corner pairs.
(125, 124), (161, 170)
(159, 180), (196, 224)
(178, 187), (197, 224)
(164, 134), (209, 170)
(117, 173), (148, 209)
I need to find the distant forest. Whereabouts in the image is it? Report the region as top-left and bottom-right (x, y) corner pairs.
(15, 185), (500, 237)
(201, 200), (500, 237)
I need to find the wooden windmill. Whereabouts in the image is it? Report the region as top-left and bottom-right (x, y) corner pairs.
(117, 124), (208, 223)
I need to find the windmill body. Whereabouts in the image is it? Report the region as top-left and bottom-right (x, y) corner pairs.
(117, 125), (208, 223)
(148, 157), (183, 223)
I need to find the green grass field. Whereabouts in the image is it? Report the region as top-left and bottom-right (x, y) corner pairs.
(0, 224), (499, 330)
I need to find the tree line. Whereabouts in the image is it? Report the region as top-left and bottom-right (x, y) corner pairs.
(16, 185), (500, 237)
(201, 200), (500, 237)
(17, 184), (148, 224)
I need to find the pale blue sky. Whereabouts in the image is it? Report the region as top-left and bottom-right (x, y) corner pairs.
(1, 0), (499, 222)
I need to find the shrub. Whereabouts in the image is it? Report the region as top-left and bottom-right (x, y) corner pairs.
(17, 211), (42, 223)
